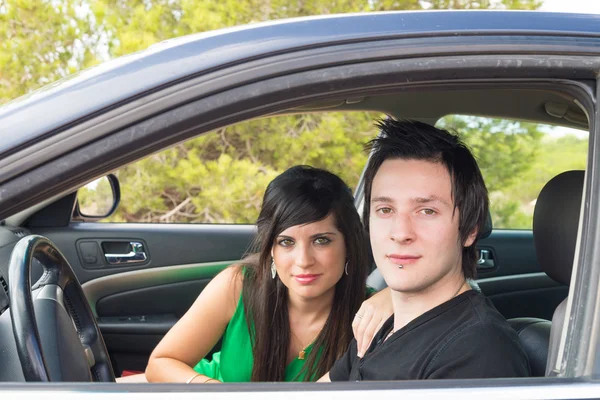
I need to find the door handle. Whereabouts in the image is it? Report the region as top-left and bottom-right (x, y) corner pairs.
(477, 249), (495, 270)
(104, 241), (147, 265)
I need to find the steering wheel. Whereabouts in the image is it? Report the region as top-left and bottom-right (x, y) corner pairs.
(8, 235), (115, 382)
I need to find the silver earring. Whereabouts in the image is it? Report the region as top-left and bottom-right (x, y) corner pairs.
(344, 261), (349, 275)
(271, 259), (277, 279)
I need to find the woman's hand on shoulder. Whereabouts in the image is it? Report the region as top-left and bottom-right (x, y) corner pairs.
(352, 287), (392, 358)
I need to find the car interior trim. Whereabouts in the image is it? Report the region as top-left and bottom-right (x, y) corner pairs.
(1, 378), (600, 398)
(569, 82), (600, 378)
(476, 272), (565, 295)
(551, 81), (599, 377)
(82, 260), (238, 316)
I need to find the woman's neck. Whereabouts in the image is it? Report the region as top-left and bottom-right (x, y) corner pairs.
(287, 288), (335, 325)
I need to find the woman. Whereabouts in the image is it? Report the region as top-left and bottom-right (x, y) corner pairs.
(144, 165), (390, 383)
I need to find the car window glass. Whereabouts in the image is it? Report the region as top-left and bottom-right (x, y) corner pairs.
(436, 115), (588, 229)
(101, 112), (381, 223)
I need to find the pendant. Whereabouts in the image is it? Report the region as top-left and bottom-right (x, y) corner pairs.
(298, 350), (305, 360)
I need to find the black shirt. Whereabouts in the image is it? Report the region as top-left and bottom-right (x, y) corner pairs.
(330, 290), (530, 381)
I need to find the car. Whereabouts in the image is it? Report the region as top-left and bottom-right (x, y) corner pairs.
(0, 9), (599, 399)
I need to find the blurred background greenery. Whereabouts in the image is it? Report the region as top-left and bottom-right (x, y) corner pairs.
(3, 0), (588, 229)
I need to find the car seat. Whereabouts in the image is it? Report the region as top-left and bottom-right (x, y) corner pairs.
(530, 170), (583, 376)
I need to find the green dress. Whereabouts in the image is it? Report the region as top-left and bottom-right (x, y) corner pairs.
(193, 293), (318, 382)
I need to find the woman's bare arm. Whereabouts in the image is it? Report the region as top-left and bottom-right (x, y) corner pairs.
(145, 265), (242, 383)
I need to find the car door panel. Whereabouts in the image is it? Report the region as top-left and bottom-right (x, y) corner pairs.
(476, 230), (568, 320)
(29, 223), (255, 375)
(32, 223), (255, 283)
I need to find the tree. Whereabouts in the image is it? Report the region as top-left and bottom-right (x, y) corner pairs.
(438, 116), (544, 229)
(0, 0), (99, 104)
(109, 112), (381, 223)
(438, 116), (588, 230)
(0, 0), (543, 105)
(437, 116), (543, 194)
(91, 0), (542, 224)
(2, 0), (547, 226)
(89, 0), (541, 59)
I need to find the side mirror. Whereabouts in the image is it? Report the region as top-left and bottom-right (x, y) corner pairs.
(74, 174), (121, 221)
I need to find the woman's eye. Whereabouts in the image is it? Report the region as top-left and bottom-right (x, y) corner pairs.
(278, 239), (294, 247)
(314, 237), (331, 245)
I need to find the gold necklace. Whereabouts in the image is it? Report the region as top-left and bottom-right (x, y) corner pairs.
(294, 331), (320, 360)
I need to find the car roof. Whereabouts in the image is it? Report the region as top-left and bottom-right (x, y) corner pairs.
(1, 10), (599, 157)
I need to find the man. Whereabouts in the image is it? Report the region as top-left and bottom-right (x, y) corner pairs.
(320, 119), (530, 381)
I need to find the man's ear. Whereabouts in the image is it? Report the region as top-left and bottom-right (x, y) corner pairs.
(464, 229), (478, 248)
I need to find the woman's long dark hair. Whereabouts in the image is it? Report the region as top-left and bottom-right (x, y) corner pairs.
(241, 165), (369, 382)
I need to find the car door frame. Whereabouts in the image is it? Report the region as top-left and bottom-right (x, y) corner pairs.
(1, 32), (600, 392)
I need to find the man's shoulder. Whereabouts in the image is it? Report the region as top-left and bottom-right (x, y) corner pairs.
(424, 291), (524, 360)
(450, 291), (521, 340)
(424, 292), (530, 378)
(463, 290), (513, 324)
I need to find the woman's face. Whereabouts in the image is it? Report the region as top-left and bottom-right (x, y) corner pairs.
(271, 213), (346, 302)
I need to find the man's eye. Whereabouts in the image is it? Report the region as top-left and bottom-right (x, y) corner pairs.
(376, 207), (392, 215)
(278, 239), (294, 247)
(314, 237), (331, 245)
(420, 208), (436, 216)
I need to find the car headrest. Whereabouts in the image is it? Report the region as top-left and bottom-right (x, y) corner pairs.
(533, 170), (584, 286)
(478, 210), (493, 240)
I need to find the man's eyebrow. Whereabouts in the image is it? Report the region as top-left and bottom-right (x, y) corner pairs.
(413, 195), (451, 207)
(371, 196), (395, 204)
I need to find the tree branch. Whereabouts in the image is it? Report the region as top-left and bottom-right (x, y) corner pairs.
(159, 197), (192, 222)
(245, 138), (258, 163)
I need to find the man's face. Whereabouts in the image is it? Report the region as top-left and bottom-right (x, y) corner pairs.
(369, 158), (476, 294)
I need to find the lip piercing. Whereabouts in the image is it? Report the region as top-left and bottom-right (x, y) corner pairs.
(398, 265), (404, 269)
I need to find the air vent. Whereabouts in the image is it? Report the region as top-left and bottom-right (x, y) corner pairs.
(0, 276), (7, 294)
(12, 229), (26, 238)
(0, 275), (8, 314)
(7, 227), (27, 238)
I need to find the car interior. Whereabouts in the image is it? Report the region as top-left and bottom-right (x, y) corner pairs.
(0, 81), (590, 382)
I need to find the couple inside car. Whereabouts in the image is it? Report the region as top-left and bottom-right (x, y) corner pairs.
(135, 119), (530, 383)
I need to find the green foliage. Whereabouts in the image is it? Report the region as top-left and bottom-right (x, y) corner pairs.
(488, 196), (533, 230)
(0, 0), (99, 104)
(438, 116), (587, 229)
(89, 0), (542, 59)
(1, 0), (543, 105)
(83, 0), (542, 225)
(3, 0), (554, 228)
(511, 134), (588, 203)
(112, 150), (280, 223)
(371, 0), (541, 10)
(438, 116), (543, 193)
(109, 112), (380, 223)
